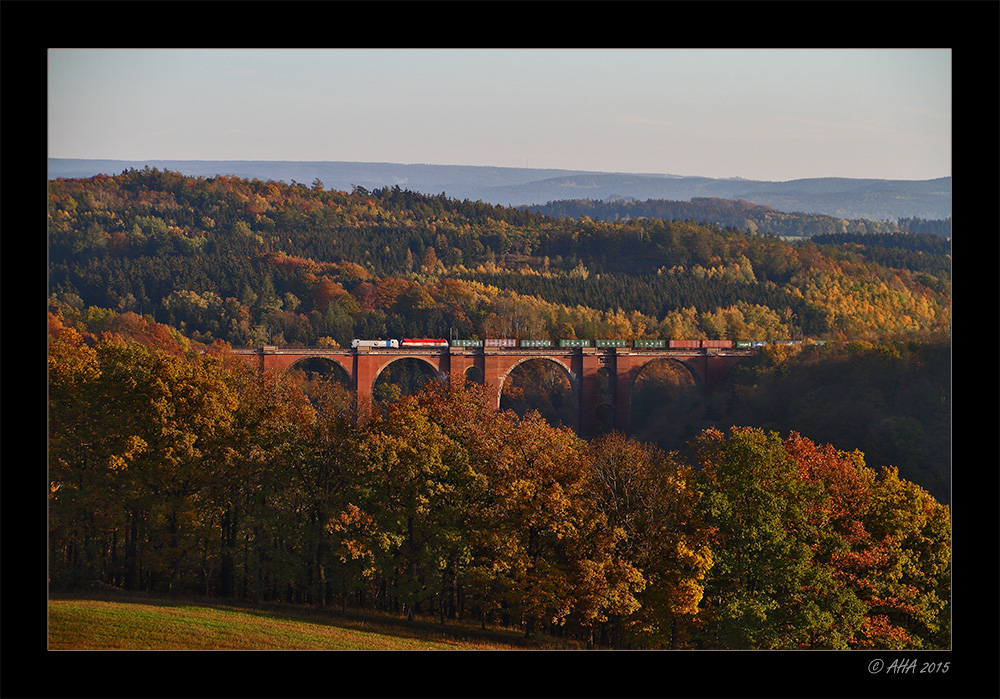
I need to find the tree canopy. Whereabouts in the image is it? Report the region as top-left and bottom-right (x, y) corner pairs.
(48, 313), (950, 649)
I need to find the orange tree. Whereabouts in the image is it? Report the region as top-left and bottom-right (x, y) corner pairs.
(692, 427), (950, 649)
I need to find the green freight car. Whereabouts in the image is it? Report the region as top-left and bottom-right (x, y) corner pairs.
(633, 339), (667, 348)
(520, 339), (553, 348)
(595, 339), (626, 348)
(558, 339), (592, 348)
(450, 339), (483, 347)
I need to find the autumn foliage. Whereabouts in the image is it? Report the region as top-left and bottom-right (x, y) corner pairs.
(48, 168), (950, 349)
(48, 313), (950, 649)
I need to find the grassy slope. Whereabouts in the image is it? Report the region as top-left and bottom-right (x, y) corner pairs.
(48, 594), (562, 651)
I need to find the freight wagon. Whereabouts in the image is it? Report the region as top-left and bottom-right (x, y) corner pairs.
(595, 339), (627, 348)
(520, 339), (553, 348)
(558, 339), (592, 348)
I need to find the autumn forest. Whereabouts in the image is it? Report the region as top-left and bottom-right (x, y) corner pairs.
(47, 167), (951, 649)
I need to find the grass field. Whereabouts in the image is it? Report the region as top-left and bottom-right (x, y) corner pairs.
(47, 593), (563, 650)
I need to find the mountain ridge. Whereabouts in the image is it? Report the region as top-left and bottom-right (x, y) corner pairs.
(48, 158), (951, 222)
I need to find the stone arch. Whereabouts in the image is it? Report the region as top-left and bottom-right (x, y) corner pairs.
(498, 356), (579, 430)
(629, 356), (703, 443)
(371, 354), (444, 386)
(631, 356), (702, 393)
(497, 355), (578, 403)
(370, 355), (446, 402)
(286, 356), (354, 389)
(464, 364), (484, 385)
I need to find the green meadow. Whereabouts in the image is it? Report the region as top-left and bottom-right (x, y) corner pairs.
(47, 594), (559, 651)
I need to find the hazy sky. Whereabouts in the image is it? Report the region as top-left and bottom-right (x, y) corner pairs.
(47, 48), (951, 182)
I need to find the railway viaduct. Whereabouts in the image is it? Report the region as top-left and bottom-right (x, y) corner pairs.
(233, 344), (752, 437)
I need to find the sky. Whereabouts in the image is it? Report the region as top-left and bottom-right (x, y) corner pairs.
(47, 48), (951, 182)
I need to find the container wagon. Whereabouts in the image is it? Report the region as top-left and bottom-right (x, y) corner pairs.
(701, 340), (734, 349)
(735, 340), (753, 349)
(450, 339), (483, 348)
(352, 339), (399, 348)
(485, 338), (518, 348)
(634, 339), (667, 348)
(669, 340), (701, 349)
(520, 339), (553, 348)
(559, 339), (592, 348)
(595, 339), (627, 348)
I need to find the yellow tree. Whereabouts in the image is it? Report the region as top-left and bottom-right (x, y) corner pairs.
(49, 328), (240, 593)
(49, 323), (119, 587)
(859, 466), (951, 648)
(586, 433), (713, 648)
(207, 346), (316, 601)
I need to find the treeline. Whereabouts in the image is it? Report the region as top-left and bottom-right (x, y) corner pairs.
(527, 196), (951, 239)
(897, 216), (952, 237)
(48, 313), (951, 649)
(48, 168), (951, 350)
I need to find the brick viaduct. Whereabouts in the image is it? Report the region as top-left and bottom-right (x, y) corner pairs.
(234, 345), (751, 437)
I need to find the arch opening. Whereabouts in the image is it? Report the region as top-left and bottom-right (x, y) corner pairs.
(288, 357), (353, 402)
(372, 356), (444, 405)
(500, 357), (576, 430)
(464, 365), (484, 385)
(629, 358), (702, 448)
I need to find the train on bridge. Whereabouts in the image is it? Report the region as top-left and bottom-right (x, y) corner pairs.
(351, 338), (822, 350)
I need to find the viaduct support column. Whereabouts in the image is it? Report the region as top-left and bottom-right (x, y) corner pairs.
(577, 349), (600, 437)
(353, 350), (376, 418)
(446, 347), (470, 390)
(614, 350), (633, 435)
(481, 348), (504, 411)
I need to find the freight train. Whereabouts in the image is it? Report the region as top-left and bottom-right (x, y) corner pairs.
(352, 338), (822, 350)
(351, 338), (449, 348)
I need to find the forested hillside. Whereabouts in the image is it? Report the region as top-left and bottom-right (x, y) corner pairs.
(47, 159), (952, 220)
(48, 168), (951, 499)
(48, 167), (951, 349)
(48, 169), (951, 648)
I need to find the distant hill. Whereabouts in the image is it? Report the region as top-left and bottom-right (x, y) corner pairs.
(47, 159), (951, 222)
(528, 197), (952, 239)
